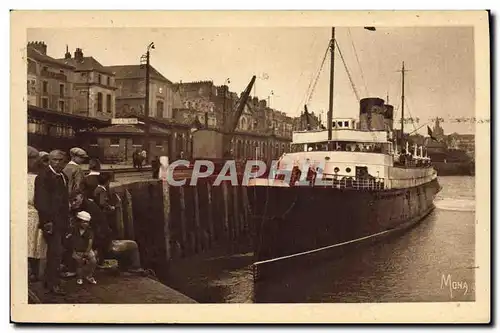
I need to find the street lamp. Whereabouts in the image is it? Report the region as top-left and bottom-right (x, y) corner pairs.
(141, 42), (155, 163)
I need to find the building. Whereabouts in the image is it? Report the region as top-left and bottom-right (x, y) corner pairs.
(27, 41), (110, 152)
(447, 133), (475, 158)
(27, 41), (75, 113)
(172, 81), (221, 129)
(292, 111), (321, 131)
(107, 65), (175, 120)
(58, 47), (117, 119)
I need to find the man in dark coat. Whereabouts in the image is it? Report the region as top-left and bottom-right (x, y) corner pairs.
(34, 150), (69, 295)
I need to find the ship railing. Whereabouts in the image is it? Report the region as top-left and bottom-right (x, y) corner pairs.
(313, 173), (386, 190)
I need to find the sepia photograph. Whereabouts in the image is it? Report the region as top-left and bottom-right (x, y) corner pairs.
(10, 10), (490, 323)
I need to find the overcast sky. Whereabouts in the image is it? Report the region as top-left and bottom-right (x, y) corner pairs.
(28, 27), (475, 135)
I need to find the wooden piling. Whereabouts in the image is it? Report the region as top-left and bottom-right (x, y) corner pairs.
(206, 181), (215, 245)
(124, 189), (135, 240)
(193, 184), (202, 253)
(222, 181), (230, 240)
(162, 180), (172, 261)
(179, 186), (188, 254)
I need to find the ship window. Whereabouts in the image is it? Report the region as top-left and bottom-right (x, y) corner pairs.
(346, 167), (351, 173)
(334, 167), (339, 173)
(337, 121), (342, 127)
(344, 121), (349, 127)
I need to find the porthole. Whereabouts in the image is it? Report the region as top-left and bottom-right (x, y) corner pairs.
(325, 156), (330, 161)
(346, 167), (351, 173)
(334, 167), (340, 173)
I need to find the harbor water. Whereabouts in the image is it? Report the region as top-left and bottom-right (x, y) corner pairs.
(165, 176), (476, 303)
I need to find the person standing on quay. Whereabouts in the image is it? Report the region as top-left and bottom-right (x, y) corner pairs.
(34, 150), (69, 295)
(63, 147), (88, 194)
(82, 158), (101, 200)
(27, 147), (48, 282)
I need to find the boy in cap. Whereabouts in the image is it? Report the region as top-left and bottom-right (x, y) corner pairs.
(68, 211), (97, 285)
(63, 147), (88, 194)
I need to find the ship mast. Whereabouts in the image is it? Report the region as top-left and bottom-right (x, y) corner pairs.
(327, 27), (335, 141)
(400, 61), (406, 151)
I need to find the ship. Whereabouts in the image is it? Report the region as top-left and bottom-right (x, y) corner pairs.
(246, 27), (442, 265)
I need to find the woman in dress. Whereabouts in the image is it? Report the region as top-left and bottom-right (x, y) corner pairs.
(27, 147), (48, 282)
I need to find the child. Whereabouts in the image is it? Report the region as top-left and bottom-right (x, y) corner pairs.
(69, 211), (97, 285)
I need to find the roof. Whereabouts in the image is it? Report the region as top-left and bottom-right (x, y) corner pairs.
(27, 47), (75, 69)
(95, 124), (169, 135)
(58, 56), (114, 75)
(105, 65), (172, 84)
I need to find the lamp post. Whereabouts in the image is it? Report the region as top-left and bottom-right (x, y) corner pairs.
(141, 42), (155, 163)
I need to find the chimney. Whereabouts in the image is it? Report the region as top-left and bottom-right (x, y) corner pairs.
(27, 41), (47, 55)
(64, 45), (71, 59)
(74, 48), (84, 61)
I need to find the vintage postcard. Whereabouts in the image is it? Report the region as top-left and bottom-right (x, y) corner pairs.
(10, 10), (490, 323)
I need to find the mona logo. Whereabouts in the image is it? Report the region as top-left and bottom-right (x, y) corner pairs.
(441, 274), (469, 299)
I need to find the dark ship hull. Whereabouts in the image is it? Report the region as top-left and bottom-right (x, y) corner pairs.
(247, 178), (441, 263)
(432, 161), (474, 176)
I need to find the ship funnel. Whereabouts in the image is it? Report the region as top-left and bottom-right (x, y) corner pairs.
(359, 97), (385, 131)
(383, 104), (394, 131)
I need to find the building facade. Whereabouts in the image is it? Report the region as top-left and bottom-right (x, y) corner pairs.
(58, 47), (117, 119)
(107, 65), (174, 120)
(27, 41), (75, 113)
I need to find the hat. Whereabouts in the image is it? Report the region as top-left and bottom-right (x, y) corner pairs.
(28, 146), (39, 159)
(70, 147), (88, 158)
(39, 151), (49, 158)
(76, 211), (91, 222)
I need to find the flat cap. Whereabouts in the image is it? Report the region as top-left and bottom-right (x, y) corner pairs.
(70, 147), (88, 158)
(39, 151), (49, 158)
(28, 146), (39, 158)
(76, 211), (91, 222)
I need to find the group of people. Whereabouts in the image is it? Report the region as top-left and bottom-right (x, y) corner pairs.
(132, 148), (147, 170)
(28, 146), (145, 295)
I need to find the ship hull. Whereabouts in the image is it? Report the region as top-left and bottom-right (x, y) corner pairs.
(247, 178), (441, 262)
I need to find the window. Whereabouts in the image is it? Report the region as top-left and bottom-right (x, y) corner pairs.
(110, 137), (120, 146)
(97, 92), (103, 112)
(158, 87), (163, 94)
(27, 59), (37, 74)
(132, 137), (142, 146)
(156, 100), (164, 118)
(59, 84), (64, 97)
(42, 97), (48, 109)
(98, 74), (102, 84)
(156, 140), (163, 147)
(58, 100), (65, 112)
(344, 121), (349, 127)
(107, 77), (110, 86)
(106, 94), (112, 113)
(42, 81), (48, 94)
(89, 137), (98, 146)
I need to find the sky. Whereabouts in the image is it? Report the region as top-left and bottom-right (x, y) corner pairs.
(28, 27), (476, 135)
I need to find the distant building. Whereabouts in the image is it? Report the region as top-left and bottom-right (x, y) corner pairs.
(27, 41), (110, 152)
(27, 41), (75, 113)
(58, 47), (117, 119)
(447, 133), (475, 157)
(106, 65), (175, 120)
(292, 111), (321, 131)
